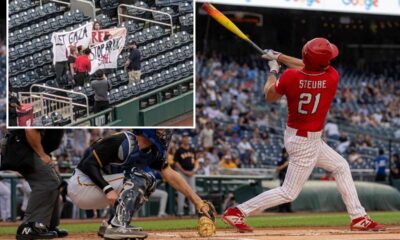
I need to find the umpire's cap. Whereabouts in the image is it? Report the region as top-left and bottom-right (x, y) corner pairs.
(302, 38), (339, 71)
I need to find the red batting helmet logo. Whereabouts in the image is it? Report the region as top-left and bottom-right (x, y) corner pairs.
(302, 38), (339, 71)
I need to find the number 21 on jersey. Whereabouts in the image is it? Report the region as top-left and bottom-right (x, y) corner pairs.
(298, 93), (321, 114)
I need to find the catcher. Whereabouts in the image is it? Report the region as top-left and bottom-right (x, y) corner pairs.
(67, 129), (216, 239)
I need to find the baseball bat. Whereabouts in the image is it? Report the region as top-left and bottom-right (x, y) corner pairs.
(202, 3), (264, 55)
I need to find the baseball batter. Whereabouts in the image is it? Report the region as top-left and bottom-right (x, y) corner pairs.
(222, 38), (385, 232)
(67, 130), (216, 239)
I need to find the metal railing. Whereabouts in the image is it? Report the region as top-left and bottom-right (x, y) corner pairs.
(71, 0), (97, 19)
(118, 4), (174, 34)
(18, 84), (90, 126)
(40, 0), (71, 6)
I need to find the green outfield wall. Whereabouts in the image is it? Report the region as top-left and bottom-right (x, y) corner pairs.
(72, 77), (193, 126)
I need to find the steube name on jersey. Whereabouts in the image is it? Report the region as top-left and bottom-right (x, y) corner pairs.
(299, 80), (327, 89)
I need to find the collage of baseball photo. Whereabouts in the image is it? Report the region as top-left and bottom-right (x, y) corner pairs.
(1, 0), (400, 240)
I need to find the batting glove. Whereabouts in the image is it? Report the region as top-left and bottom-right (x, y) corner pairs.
(268, 60), (280, 74)
(262, 49), (281, 61)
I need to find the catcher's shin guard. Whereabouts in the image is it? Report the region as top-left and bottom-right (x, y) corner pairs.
(111, 168), (156, 227)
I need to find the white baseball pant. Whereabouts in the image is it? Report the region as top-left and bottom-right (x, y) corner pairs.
(238, 126), (366, 220)
(150, 189), (168, 217)
(0, 181), (11, 221)
(67, 169), (124, 210)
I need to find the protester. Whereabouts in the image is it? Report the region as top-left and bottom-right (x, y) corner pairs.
(125, 40), (141, 84)
(74, 48), (92, 86)
(68, 46), (78, 82)
(91, 70), (112, 113)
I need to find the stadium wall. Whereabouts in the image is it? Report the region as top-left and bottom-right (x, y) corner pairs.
(73, 77), (193, 126)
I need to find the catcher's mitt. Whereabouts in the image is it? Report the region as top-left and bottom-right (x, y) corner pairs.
(197, 200), (216, 237)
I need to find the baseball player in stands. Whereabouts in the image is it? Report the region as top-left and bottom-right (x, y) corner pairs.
(222, 38), (385, 232)
(67, 130), (216, 239)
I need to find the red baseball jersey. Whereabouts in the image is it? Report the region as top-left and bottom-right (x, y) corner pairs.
(274, 66), (339, 132)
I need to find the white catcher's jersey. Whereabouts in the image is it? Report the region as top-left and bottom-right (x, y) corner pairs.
(237, 126), (366, 220)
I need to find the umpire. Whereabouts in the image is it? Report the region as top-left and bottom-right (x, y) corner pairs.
(1, 129), (67, 239)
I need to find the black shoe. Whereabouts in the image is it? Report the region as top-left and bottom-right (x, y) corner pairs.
(16, 222), (57, 240)
(49, 227), (68, 238)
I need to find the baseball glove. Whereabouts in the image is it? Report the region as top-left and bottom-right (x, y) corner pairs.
(197, 200), (216, 237)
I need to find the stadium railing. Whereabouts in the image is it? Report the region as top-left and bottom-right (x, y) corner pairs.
(71, 0), (96, 19)
(18, 84), (90, 126)
(117, 4), (174, 34)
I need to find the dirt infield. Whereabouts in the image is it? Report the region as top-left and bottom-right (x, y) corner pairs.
(2, 226), (400, 240)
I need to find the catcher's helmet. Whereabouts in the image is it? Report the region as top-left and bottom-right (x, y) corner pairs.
(302, 38), (339, 70)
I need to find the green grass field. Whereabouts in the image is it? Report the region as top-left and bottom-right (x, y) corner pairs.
(1, 211), (399, 235)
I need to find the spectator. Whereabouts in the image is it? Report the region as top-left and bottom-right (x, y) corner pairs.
(167, 143), (177, 166)
(268, 108), (278, 132)
(199, 122), (214, 150)
(125, 40), (141, 84)
(72, 130), (89, 157)
(173, 133), (198, 216)
(374, 149), (388, 182)
(68, 46), (78, 82)
(0, 178), (11, 221)
(324, 120), (340, 139)
(276, 148), (292, 212)
(336, 134), (350, 154)
(237, 137), (254, 166)
(91, 70), (112, 113)
(389, 154), (400, 184)
(75, 48), (92, 86)
(8, 89), (21, 126)
(219, 155), (237, 169)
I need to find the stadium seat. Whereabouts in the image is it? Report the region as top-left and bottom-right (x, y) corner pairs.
(119, 85), (133, 100)
(178, 2), (192, 14)
(109, 88), (123, 105)
(120, 20), (143, 34)
(83, 83), (95, 99)
(153, 7), (177, 23)
(138, 80), (150, 92)
(128, 82), (142, 97)
(127, 1), (149, 18)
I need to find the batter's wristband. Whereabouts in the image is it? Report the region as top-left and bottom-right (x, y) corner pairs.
(103, 185), (114, 194)
(269, 71), (278, 77)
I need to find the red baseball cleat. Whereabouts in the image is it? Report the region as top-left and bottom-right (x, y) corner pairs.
(350, 216), (385, 231)
(222, 207), (253, 233)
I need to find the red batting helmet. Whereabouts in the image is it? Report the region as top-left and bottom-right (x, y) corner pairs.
(302, 38), (339, 70)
